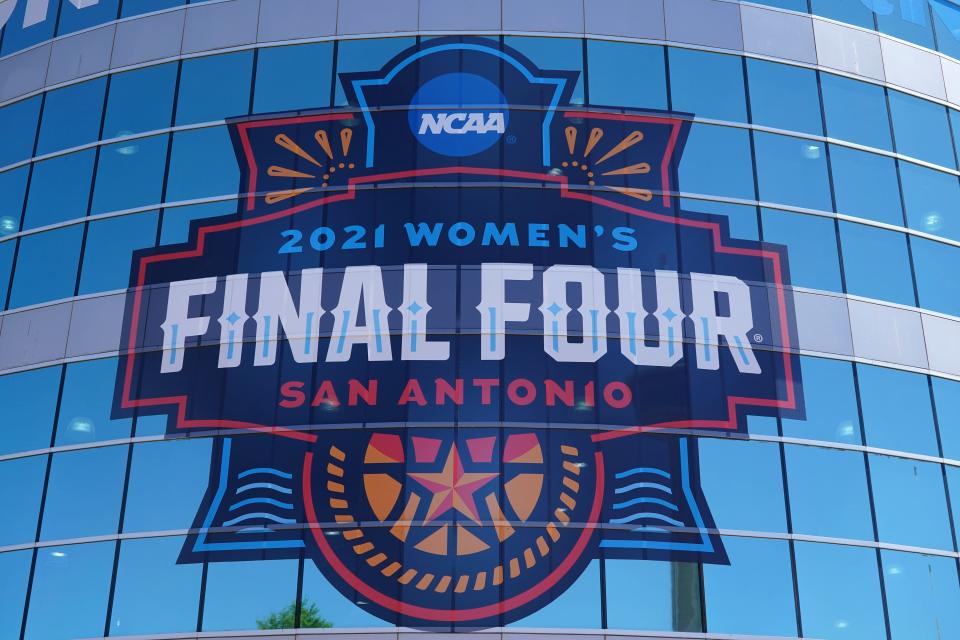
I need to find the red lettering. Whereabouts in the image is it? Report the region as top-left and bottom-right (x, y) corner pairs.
(348, 379), (378, 406)
(603, 381), (632, 409)
(507, 378), (537, 406)
(310, 380), (340, 408)
(584, 380), (595, 407)
(472, 378), (501, 405)
(398, 379), (427, 406)
(544, 379), (575, 407)
(279, 381), (306, 408)
(435, 378), (464, 405)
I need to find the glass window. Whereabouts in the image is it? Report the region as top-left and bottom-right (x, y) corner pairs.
(870, 455), (953, 550)
(104, 63), (178, 138)
(679, 124), (755, 200)
(79, 211), (159, 294)
(810, 0), (876, 29)
(39, 446), (128, 541)
(830, 145), (903, 225)
(821, 73), (892, 151)
(110, 536), (201, 636)
(36, 78), (107, 155)
(24, 150), (96, 229)
(24, 542), (115, 640)
(875, 1), (935, 49)
(839, 221), (915, 306)
(0, 2), (55, 56)
(606, 559), (701, 632)
(0, 550), (31, 640)
(682, 199), (759, 241)
(699, 439), (786, 532)
(755, 133), (832, 211)
(882, 550), (960, 640)
(934, 2), (960, 60)
(0, 166), (27, 235)
(91, 135), (168, 215)
(160, 200), (238, 245)
(122, 0), (184, 17)
(335, 37), (418, 107)
(176, 52), (254, 125)
(0, 96), (41, 167)
(300, 561), (390, 627)
(704, 537), (797, 637)
(55, 358), (132, 446)
(760, 209), (843, 292)
(795, 542), (886, 640)
(123, 438), (213, 532)
(782, 356), (861, 444)
(668, 48), (745, 121)
(587, 40), (666, 109)
(889, 90), (955, 168)
(900, 162), (960, 241)
(0, 365), (60, 455)
(912, 237), (960, 317)
(0, 456), (46, 546)
(947, 466), (960, 540)
(858, 365), (938, 455)
(932, 377), (960, 460)
(165, 128), (240, 202)
(254, 43), (334, 113)
(202, 558), (299, 631)
(512, 559), (600, 628)
(747, 58), (822, 135)
(57, 0), (119, 36)
(9, 225), (84, 309)
(785, 444), (875, 541)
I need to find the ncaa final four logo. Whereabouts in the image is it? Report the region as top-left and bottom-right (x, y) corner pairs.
(114, 38), (804, 627)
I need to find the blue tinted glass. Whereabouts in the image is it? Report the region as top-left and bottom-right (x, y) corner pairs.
(9, 225), (84, 308)
(830, 145), (903, 225)
(606, 559), (702, 631)
(57, 0), (118, 36)
(704, 537), (797, 637)
(870, 455), (953, 550)
(0, 96), (41, 166)
(699, 439), (786, 532)
(300, 564), (388, 627)
(254, 43), (334, 113)
(335, 38), (418, 107)
(39, 446), (127, 541)
(0, 550), (31, 640)
(587, 40), (665, 109)
(24, 542), (115, 640)
(0, 240), (14, 308)
(0, 167), (27, 235)
(79, 211), (158, 294)
(0, 456), (46, 546)
(160, 200), (238, 245)
(0, 365), (60, 455)
(821, 73), (892, 151)
(932, 377), (960, 459)
(55, 359), (131, 446)
(889, 90), (955, 168)
(36, 78), (107, 155)
(933, 1), (960, 59)
(840, 222), (915, 305)
(24, 150), (96, 228)
(111, 536), (201, 636)
(795, 542), (886, 640)
(123, 438), (213, 532)
(122, 0), (184, 16)
(747, 58), (823, 135)
(948, 466), (960, 539)
(669, 48), (745, 121)
(760, 209), (843, 291)
(882, 550), (960, 640)
(104, 63), (177, 138)
(859, 365), (938, 455)
(176, 52), (254, 125)
(166, 128), (240, 202)
(876, 0), (935, 48)
(755, 133), (832, 210)
(679, 124), (754, 200)
(811, 0), (876, 29)
(786, 445), (875, 540)
(91, 136), (168, 215)
(782, 357), (861, 444)
(202, 559), (299, 631)
(512, 560), (600, 628)
(912, 237), (960, 316)
(0, 0), (55, 55)
(900, 162), (960, 240)
(683, 199), (759, 241)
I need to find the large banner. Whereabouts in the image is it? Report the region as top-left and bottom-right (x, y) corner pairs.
(114, 38), (803, 628)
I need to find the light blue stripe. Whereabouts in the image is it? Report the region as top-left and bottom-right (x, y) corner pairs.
(488, 306), (497, 353)
(261, 315), (271, 358)
(238, 467), (293, 480)
(236, 482), (293, 495)
(610, 512), (685, 527)
(168, 324), (178, 365)
(223, 512), (297, 527)
(229, 497), (294, 512)
(612, 496), (679, 511)
(336, 309), (351, 354)
(615, 467), (671, 480)
(733, 335), (750, 366)
(590, 309), (600, 353)
(372, 308), (383, 353)
(614, 482), (672, 495)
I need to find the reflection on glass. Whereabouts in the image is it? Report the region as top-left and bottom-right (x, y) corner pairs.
(669, 48), (745, 122)
(79, 211), (159, 295)
(932, 377), (960, 460)
(55, 359), (132, 446)
(176, 52), (254, 126)
(912, 236), (960, 317)
(40, 446), (127, 541)
(754, 132), (831, 211)
(91, 135), (168, 215)
(103, 63), (177, 138)
(335, 38), (418, 107)
(829, 145), (904, 226)
(699, 438), (787, 533)
(782, 357), (860, 444)
(255, 43), (334, 113)
(900, 162), (960, 241)
(0, 456), (46, 547)
(24, 150), (96, 229)
(0, 549), (31, 640)
(882, 549), (960, 640)
(511, 559), (601, 628)
(605, 558), (702, 632)
(588, 40), (666, 109)
(678, 124), (754, 200)
(36, 78), (107, 156)
(869, 454), (953, 551)
(0, 365), (61, 455)
(760, 209), (842, 292)
(301, 560), (390, 627)
(858, 364), (938, 456)
(0, 95), (41, 167)
(9, 225), (84, 309)
(889, 90), (955, 169)
(202, 558), (299, 631)
(821, 73), (892, 151)
(165, 128), (241, 202)
(839, 221), (915, 306)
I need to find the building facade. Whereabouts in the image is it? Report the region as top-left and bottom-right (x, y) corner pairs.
(3, 1), (960, 639)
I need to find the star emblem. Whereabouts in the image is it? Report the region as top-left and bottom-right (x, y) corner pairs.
(407, 444), (498, 524)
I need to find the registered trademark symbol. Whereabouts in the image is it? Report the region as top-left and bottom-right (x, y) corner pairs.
(753, 333), (764, 343)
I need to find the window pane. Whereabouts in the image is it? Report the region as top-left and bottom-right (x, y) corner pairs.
(0, 166), (27, 235)
(821, 73), (892, 151)
(859, 365), (938, 455)
(882, 550), (960, 640)
(91, 135), (168, 215)
(79, 211), (159, 294)
(683, 199), (759, 240)
(176, 52), (254, 125)
(0, 365), (60, 455)
(704, 537), (797, 637)
(870, 455), (953, 550)
(512, 559), (600, 628)
(25, 542), (115, 640)
(0, 0), (55, 55)
(57, 0), (118, 36)
(55, 358), (132, 446)
(0, 96), (41, 167)
(9, 225), (84, 308)
(934, 2), (960, 59)
(24, 150), (96, 229)
(39, 446), (128, 541)
(506, 36), (584, 105)
(111, 536), (201, 636)
(254, 43), (334, 113)
(123, 438), (213, 533)
(160, 200), (238, 245)
(932, 377), (960, 460)
(587, 40), (665, 109)
(605, 559), (702, 632)
(747, 58), (822, 135)
(104, 63), (178, 138)
(166, 128), (240, 202)
(669, 48), (744, 121)
(335, 38), (418, 107)
(785, 445), (874, 540)
(699, 438), (786, 532)
(912, 237), (960, 317)
(782, 356), (860, 444)
(202, 558), (299, 631)
(795, 542), (886, 640)
(760, 209), (842, 292)
(300, 560), (389, 627)
(889, 90), (955, 168)
(900, 162), (960, 241)
(840, 222), (915, 306)
(36, 78), (107, 155)
(679, 124), (754, 200)
(830, 145), (903, 225)
(876, 2), (935, 49)
(122, 0), (183, 17)
(0, 550), (31, 640)
(810, 0), (875, 29)
(0, 456), (46, 546)
(755, 133), (831, 210)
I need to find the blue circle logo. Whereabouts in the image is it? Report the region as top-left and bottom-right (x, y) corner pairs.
(408, 72), (509, 157)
